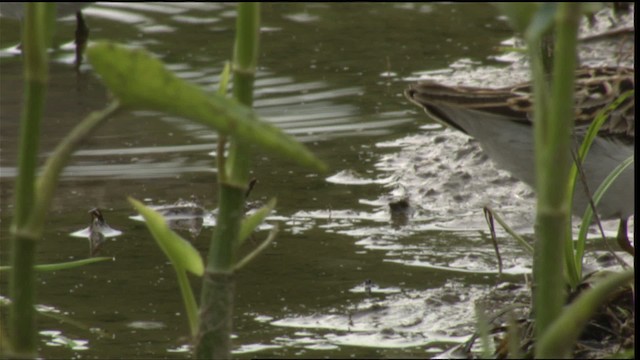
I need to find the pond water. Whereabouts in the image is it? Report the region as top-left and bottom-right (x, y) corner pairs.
(0, 3), (634, 358)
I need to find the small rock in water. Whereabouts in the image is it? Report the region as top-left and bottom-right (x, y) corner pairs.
(389, 198), (411, 227)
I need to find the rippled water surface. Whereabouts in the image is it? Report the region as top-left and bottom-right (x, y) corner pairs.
(0, 3), (633, 358)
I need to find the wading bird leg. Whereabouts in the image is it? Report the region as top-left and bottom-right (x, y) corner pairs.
(616, 218), (634, 256)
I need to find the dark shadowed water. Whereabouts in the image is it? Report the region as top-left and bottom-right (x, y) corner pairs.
(0, 3), (633, 358)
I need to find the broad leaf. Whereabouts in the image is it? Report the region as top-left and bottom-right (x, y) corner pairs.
(128, 197), (204, 276)
(238, 198), (277, 246)
(87, 42), (326, 173)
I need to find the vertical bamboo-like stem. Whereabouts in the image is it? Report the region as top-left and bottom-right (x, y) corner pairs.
(532, 3), (581, 357)
(9, 3), (50, 355)
(226, 3), (260, 184)
(195, 3), (260, 359)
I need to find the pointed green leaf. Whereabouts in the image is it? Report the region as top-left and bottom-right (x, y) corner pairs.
(217, 62), (231, 96)
(87, 42), (326, 172)
(570, 90), (634, 276)
(576, 154), (633, 258)
(235, 225), (279, 271)
(238, 198), (277, 246)
(537, 269), (634, 358)
(128, 197), (204, 276)
(0, 257), (112, 272)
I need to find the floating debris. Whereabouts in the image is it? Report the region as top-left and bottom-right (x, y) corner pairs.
(129, 199), (208, 238)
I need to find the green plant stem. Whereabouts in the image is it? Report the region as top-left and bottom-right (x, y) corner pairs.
(196, 3), (260, 359)
(532, 3), (581, 356)
(226, 3), (260, 184)
(196, 184), (243, 359)
(195, 272), (235, 359)
(14, 6), (46, 230)
(215, 62), (231, 184)
(208, 185), (245, 272)
(9, 4), (50, 355)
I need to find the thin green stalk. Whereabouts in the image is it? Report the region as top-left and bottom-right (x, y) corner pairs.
(207, 185), (245, 272)
(575, 155), (634, 265)
(226, 2), (260, 185)
(196, 3), (261, 359)
(9, 3), (50, 355)
(13, 4), (47, 230)
(175, 268), (199, 336)
(526, 15), (550, 331)
(195, 272), (235, 359)
(235, 226), (278, 271)
(216, 62), (232, 184)
(0, 257), (112, 272)
(196, 184), (243, 358)
(531, 3), (581, 356)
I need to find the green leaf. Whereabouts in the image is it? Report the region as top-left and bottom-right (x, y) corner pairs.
(575, 155), (634, 261)
(573, 91), (633, 174)
(570, 90), (634, 277)
(128, 197), (204, 276)
(0, 257), (112, 272)
(217, 61), (231, 96)
(235, 225), (279, 271)
(87, 42), (327, 173)
(238, 198), (276, 246)
(536, 269), (634, 358)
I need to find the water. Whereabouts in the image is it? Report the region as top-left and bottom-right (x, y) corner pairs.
(0, 3), (633, 358)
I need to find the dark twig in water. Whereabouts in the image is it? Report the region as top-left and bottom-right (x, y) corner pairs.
(74, 10), (89, 71)
(483, 207), (503, 275)
(245, 177), (257, 199)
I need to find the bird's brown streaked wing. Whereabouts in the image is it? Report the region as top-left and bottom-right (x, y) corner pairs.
(405, 67), (635, 140)
(404, 82), (531, 134)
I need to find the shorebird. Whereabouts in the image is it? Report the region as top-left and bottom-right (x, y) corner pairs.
(405, 67), (634, 255)
(87, 208), (122, 256)
(88, 208), (108, 256)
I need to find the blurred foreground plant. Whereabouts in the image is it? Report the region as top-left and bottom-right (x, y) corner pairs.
(5, 3), (114, 358)
(496, 2), (634, 358)
(84, 3), (325, 359)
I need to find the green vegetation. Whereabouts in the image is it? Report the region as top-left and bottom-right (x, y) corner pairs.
(5, 3), (324, 359)
(496, 3), (634, 357)
(6, 4), (114, 357)
(85, 3), (325, 359)
(4, 3), (631, 359)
